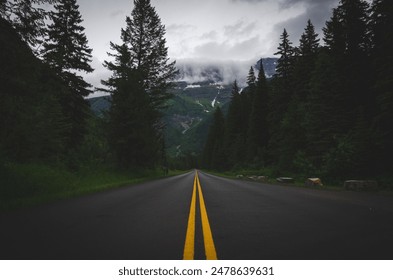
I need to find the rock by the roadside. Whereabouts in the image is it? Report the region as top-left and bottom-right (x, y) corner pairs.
(305, 178), (323, 187)
(248, 175), (258, 181)
(276, 177), (294, 183)
(344, 180), (378, 191)
(257, 176), (268, 182)
(236, 174), (244, 179)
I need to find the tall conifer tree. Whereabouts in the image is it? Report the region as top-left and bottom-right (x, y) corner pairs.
(247, 60), (269, 164)
(370, 0), (393, 173)
(274, 29), (295, 80)
(225, 80), (244, 167)
(42, 0), (93, 147)
(122, 0), (177, 110)
(202, 106), (226, 171)
(267, 29), (295, 164)
(102, 0), (176, 168)
(1, 0), (57, 54)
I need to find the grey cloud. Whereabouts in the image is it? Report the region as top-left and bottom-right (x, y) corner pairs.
(230, 0), (338, 11)
(200, 31), (218, 40)
(192, 36), (261, 61)
(278, 0), (338, 9)
(231, 0), (335, 5)
(176, 58), (257, 86)
(270, 0), (338, 52)
(110, 10), (125, 18)
(84, 56), (111, 97)
(167, 24), (197, 35)
(224, 21), (257, 38)
(230, 0), (267, 3)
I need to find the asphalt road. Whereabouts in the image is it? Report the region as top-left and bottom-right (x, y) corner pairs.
(1, 170), (393, 260)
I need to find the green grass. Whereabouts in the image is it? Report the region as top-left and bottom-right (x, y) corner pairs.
(0, 163), (186, 212)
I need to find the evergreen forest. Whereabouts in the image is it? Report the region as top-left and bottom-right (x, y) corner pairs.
(1, 0), (392, 209)
(0, 0), (177, 209)
(202, 0), (393, 185)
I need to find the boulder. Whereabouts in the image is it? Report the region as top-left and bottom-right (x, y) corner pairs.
(344, 180), (378, 191)
(257, 176), (268, 182)
(305, 178), (323, 187)
(276, 177), (294, 183)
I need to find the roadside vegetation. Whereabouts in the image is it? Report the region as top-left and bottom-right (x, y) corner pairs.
(201, 0), (393, 190)
(0, 163), (185, 211)
(206, 169), (393, 194)
(0, 0), (180, 211)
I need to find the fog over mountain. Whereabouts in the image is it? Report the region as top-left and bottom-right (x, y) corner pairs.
(175, 58), (277, 86)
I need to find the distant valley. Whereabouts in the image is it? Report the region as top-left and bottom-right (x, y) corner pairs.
(89, 58), (278, 158)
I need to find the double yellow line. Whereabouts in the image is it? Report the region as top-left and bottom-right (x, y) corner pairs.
(183, 171), (217, 260)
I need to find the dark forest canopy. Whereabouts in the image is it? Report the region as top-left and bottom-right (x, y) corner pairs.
(202, 0), (393, 182)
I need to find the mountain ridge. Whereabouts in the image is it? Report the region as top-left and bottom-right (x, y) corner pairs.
(89, 58), (278, 158)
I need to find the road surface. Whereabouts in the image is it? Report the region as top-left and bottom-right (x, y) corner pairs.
(1, 170), (393, 260)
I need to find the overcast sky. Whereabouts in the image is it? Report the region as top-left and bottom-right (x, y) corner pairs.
(76, 0), (340, 94)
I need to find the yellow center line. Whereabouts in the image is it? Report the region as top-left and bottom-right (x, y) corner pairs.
(196, 171), (218, 260)
(183, 173), (197, 260)
(183, 170), (217, 260)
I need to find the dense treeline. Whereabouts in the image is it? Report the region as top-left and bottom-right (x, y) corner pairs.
(1, 0), (93, 165)
(1, 0), (175, 181)
(202, 0), (393, 183)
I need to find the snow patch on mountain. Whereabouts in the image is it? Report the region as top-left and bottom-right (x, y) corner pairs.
(184, 84), (201, 90)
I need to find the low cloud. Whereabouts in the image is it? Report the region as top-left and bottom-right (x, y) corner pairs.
(231, 0), (336, 6)
(166, 23), (197, 35)
(83, 56), (111, 97)
(224, 20), (257, 37)
(175, 58), (261, 86)
(191, 36), (262, 61)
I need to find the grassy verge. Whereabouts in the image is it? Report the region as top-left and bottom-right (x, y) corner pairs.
(205, 168), (393, 194)
(203, 169), (351, 192)
(0, 162), (186, 212)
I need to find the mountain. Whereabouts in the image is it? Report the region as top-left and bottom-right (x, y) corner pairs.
(176, 58), (278, 85)
(88, 58), (278, 158)
(255, 57), (277, 78)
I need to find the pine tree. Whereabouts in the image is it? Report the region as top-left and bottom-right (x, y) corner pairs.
(247, 60), (269, 165)
(271, 28), (295, 112)
(224, 80), (245, 167)
(101, 42), (161, 168)
(0, 17), (68, 162)
(0, 0), (9, 19)
(298, 20), (320, 57)
(122, 0), (177, 110)
(43, 0), (93, 93)
(274, 29), (295, 80)
(291, 19), (320, 115)
(109, 70), (160, 169)
(304, 49), (347, 169)
(295, 19), (320, 92)
(42, 0), (93, 147)
(323, 0), (372, 117)
(323, 9), (346, 56)
(267, 29), (295, 165)
(1, 0), (57, 54)
(278, 20), (320, 172)
(302, 0), (373, 178)
(370, 0), (393, 174)
(101, 43), (133, 92)
(202, 106), (226, 170)
(246, 66), (256, 92)
(102, 0), (176, 168)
